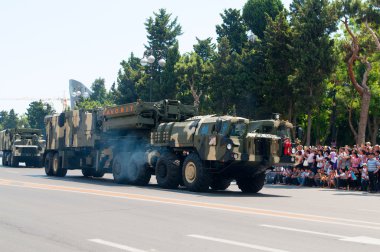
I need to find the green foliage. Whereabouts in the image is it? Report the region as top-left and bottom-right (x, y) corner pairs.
(260, 11), (296, 120)
(90, 78), (107, 104)
(3, 109), (19, 129)
(113, 54), (141, 104)
(175, 52), (212, 110)
(216, 8), (248, 54)
(193, 37), (216, 62)
(26, 101), (54, 131)
(142, 8), (183, 102)
(243, 0), (284, 39)
(209, 37), (247, 114)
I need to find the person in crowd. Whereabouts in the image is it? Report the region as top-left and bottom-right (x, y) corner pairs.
(336, 168), (348, 189)
(314, 169), (321, 187)
(291, 168), (300, 185)
(319, 169), (328, 188)
(316, 150), (324, 173)
(361, 164), (369, 192)
(366, 152), (380, 193)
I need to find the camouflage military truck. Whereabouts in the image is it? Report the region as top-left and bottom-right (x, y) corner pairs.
(43, 100), (196, 179)
(0, 128), (45, 167)
(249, 115), (298, 166)
(151, 115), (282, 193)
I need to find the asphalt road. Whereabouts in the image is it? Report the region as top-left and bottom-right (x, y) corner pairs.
(1, 161), (380, 252)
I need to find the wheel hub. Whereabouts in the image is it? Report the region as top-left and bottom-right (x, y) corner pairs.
(185, 162), (196, 183)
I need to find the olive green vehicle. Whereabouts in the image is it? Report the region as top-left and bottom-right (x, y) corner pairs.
(43, 99), (283, 193)
(43, 100), (196, 179)
(0, 128), (45, 167)
(249, 116), (297, 166)
(152, 115), (282, 193)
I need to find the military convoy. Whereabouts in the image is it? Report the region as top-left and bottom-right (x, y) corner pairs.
(42, 99), (290, 193)
(0, 128), (45, 167)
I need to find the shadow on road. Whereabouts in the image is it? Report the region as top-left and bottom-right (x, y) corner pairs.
(25, 174), (289, 198)
(332, 192), (380, 197)
(0, 164), (43, 169)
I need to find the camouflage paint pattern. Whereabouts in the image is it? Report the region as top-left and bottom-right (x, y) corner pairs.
(152, 115), (282, 169)
(0, 128), (45, 158)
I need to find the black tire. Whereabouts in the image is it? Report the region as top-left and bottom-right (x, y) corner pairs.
(210, 177), (231, 191)
(34, 158), (43, 168)
(112, 153), (129, 184)
(126, 152), (151, 186)
(236, 172), (266, 193)
(44, 153), (54, 176)
(81, 168), (93, 177)
(10, 155), (18, 167)
(52, 153), (67, 177)
(92, 169), (105, 178)
(2, 154), (7, 166)
(156, 152), (181, 189)
(182, 153), (211, 192)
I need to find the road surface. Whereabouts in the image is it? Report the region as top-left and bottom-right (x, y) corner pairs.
(0, 161), (379, 252)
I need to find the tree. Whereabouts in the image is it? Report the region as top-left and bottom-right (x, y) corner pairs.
(143, 9), (182, 101)
(209, 37), (246, 114)
(4, 109), (19, 129)
(115, 55), (141, 104)
(90, 78), (107, 104)
(290, 0), (338, 146)
(175, 52), (212, 110)
(337, 0), (380, 144)
(26, 101), (54, 131)
(193, 37), (216, 62)
(261, 11), (296, 122)
(243, 0), (284, 39)
(0, 111), (8, 130)
(216, 8), (247, 54)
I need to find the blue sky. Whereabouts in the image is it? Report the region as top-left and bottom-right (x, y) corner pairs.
(0, 0), (291, 114)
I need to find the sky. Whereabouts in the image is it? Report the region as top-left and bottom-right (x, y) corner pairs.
(0, 0), (291, 114)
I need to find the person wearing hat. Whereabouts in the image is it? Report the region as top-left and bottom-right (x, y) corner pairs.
(366, 153), (380, 193)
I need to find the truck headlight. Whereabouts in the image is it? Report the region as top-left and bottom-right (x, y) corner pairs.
(227, 143), (232, 150)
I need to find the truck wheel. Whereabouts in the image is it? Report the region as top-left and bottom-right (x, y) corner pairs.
(2, 154), (7, 166)
(92, 169), (105, 178)
(182, 153), (211, 192)
(44, 153), (54, 176)
(127, 152), (151, 186)
(81, 168), (93, 177)
(156, 152), (181, 189)
(10, 155), (18, 167)
(236, 172), (266, 193)
(210, 177), (231, 191)
(112, 153), (129, 184)
(52, 153), (67, 177)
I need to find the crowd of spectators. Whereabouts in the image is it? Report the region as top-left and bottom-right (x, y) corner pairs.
(269, 142), (380, 193)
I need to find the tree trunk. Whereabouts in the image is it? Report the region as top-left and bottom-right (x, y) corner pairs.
(348, 106), (358, 143)
(357, 90), (371, 145)
(343, 18), (372, 146)
(306, 86), (312, 146)
(371, 116), (379, 145)
(306, 109), (312, 147)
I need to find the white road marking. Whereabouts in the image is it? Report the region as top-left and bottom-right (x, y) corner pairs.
(261, 224), (380, 246)
(188, 234), (289, 252)
(358, 209), (380, 214)
(89, 239), (147, 252)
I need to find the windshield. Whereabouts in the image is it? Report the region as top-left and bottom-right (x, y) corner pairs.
(277, 125), (292, 139)
(230, 122), (247, 137)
